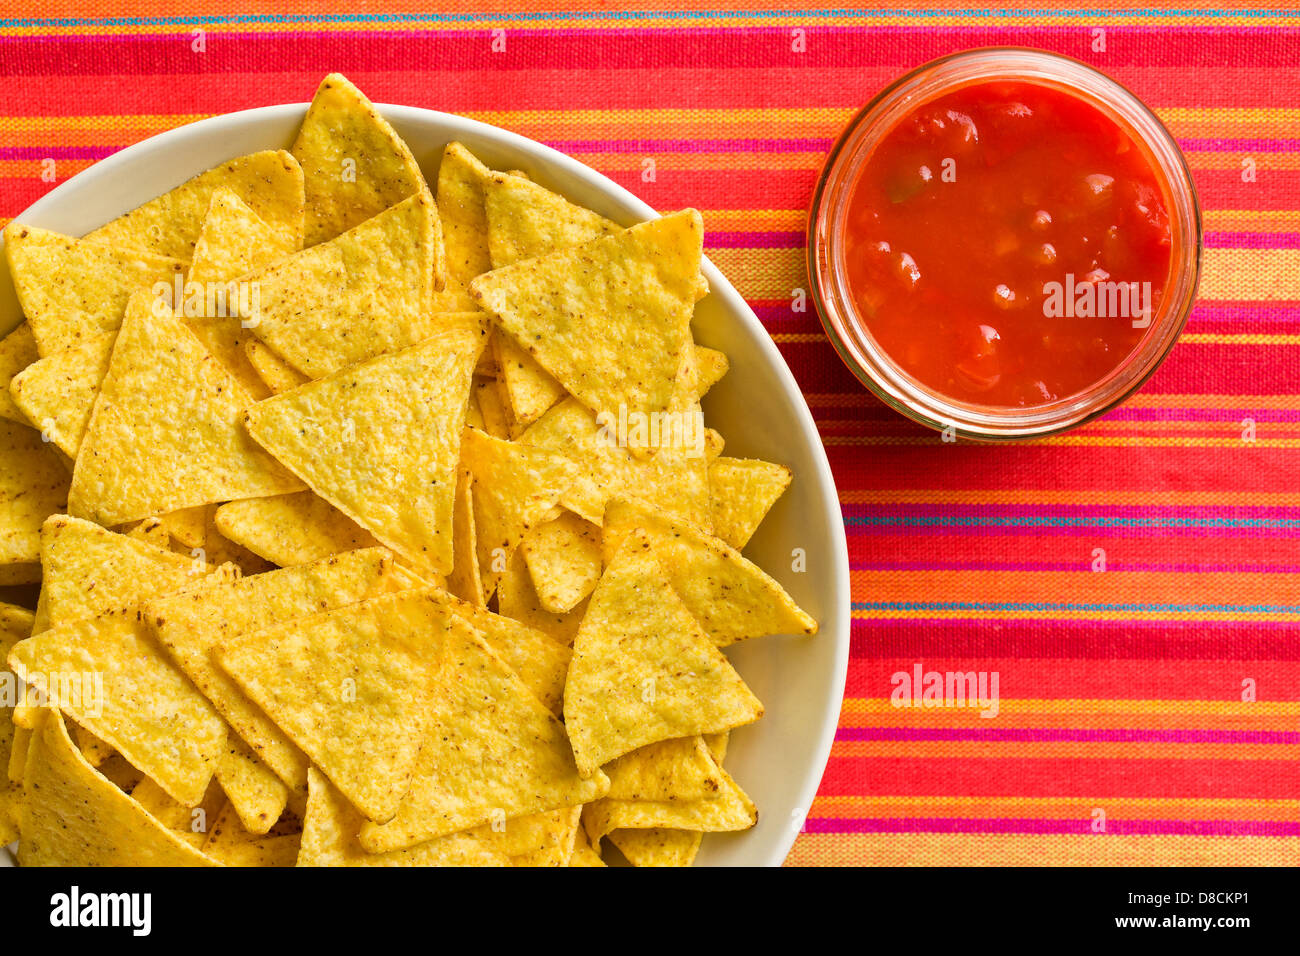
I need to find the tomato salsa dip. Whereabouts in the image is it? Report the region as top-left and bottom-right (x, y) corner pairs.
(809, 49), (1201, 440)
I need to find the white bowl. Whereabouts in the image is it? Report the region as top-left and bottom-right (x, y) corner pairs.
(3, 103), (850, 867)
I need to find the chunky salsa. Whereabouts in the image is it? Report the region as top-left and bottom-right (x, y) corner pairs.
(841, 79), (1173, 407)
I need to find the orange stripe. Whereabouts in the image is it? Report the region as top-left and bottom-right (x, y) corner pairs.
(831, 741), (1300, 760)
(808, 795), (1300, 821)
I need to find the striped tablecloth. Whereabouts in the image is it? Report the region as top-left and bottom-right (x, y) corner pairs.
(2, 3), (1296, 866)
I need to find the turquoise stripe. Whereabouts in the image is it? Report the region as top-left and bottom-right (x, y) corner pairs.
(844, 515), (1300, 529)
(853, 600), (1300, 613)
(3, 9), (1299, 30)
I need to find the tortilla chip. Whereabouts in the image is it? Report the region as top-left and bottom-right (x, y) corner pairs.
(493, 806), (582, 867)
(358, 616), (608, 852)
(603, 497), (817, 645)
(519, 397), (710, 528)
(35, 514), (203, 635)
(602, 735), (721, 803)
(213, 734), (290, 835)
(244, 329), (482, 576)
(242, 192), (465, 378)
(298, 767), (507, 867)
(705, 427), (725, 461)
(72, 721), (116, 767)
(521, 509), (602, 613)
(496, 547), (589, 646)
(0, 602), (33, 842)
(472, 377), (511, 439)
(121, 516), (170, 550)
(8, 330), (115, 458)
(244, 339), (309, 395)
(569, 822), (607, 867)
(292, 73), (427, 247)
(483, 171), (621, 270)
(17, 711), (218, 865)
(1, 418), (71, 571)
(142, 548), (394, 791)
(469, 210), (704, 437)
(4, 223), (187, 355)
(492, 335), (566, 430)
(0, 321), (38, 424)
(86, 149), (303, 261)
(708, 456), (792, 550)
(445, 469), (486, 607)
(202, 801), (301, 866)
(182, 187), (302, 398)
(67, 292), (304, 526)
(10, 599), (230, 806)
(460, 426), (578, 600)
(563, 531), (764, 776)
(437, 142), (494, 284)
(695, 345), (729, 397)
(214, 587), (452, 822)
(213, 491), (381, 568)
(607, 828), (701, 867)
(706, 732), (730, 764)
(130, 775), (224, 841)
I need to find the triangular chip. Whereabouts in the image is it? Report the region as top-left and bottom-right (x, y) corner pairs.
(563, 531), (764, 776)
(201, 801), (302, 866)
(213, 491), (381, 568)
(695, 345), (729, 397)
(17, 711), (217, 866)
(182, 187), (302, 398)
(358, 616), (608, 852)
(0, 321), (38, 424)
(68, 292), (304, 526)
(35, 514), (203, 634)
(244, 338), (308, 394)
(483, 171), (621, 270)
(569, 822), (607, 866)
(0, 418), (70, 571)
(445, 469), (486, 607)
(519, 397), (710, 528)
(298, 768), (508, 867)
(607, 828), (701, 867)
(485, 806), (582, 867)
(242, 192), (463, 378)
(10, 598), (230, 806)
(4, 223), (186, 355)
(85, 149), (304, 261)
(214, 587), (452, 822)
(469, 210), (703, 432)
(603, 497), (817, 645)
(213, 734), (290, 835)
(244, 329), (482, 576)
(292, 73), (427, 246)
(460, 426), (578, 599)
(0, 602), (33, 843)
(497, 547), (588, 647)
(8, 330), (115, 458)
(130, 775), (224, 843)
(521, 509), (602, 613)
(708, 456), (792, 550)
(142, 547), (395, 791)
(437, 142), (494, 285)
(492, 334), (566, 430)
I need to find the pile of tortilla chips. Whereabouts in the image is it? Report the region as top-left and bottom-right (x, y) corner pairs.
(0, 73), (816, 867)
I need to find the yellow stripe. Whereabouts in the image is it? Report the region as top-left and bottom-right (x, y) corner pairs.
(840, 698), (1300, 717)
(854, 609), (1300, 622)
(837, 489), (1300, 507)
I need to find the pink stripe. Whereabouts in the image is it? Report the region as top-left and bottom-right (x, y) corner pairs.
(806, 817), (1300, 836)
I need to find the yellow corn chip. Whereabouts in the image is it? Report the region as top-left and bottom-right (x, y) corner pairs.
(86, 149), (304, 262)
(0, 321), (37, 424)
(469, 210), (704, 435)
(201, 508), (275, 576)
(603, 497), (817, 645)
(292, 73), (427, 247)
(569, 821), (607, 867)
(213, 734), (290, 835)
(8, 330), (114, 458)
(68, 292), (304, 526)
(437, 142), (494, 285)
(521, 509), (602, 613)
(564, 531), (764, 776)
(4, 223), (187, 356)
(18, 711), (218, 866)
(202, 801), (301, 866)
(142, 548), (394, 791)
(496, 806), (583, 867)
(182, 187), (301, 398)
(35, 515), (203, 635)
(72, 721), (115, 767)
(492, 335), (566, 430)
(483, 171), (621, 270)
(242, 193), (464, 378)
(607, 828), (701, 867)
(602, 735), (722, 803)
(497, 547), (589, 646)
(708, 456), (793, 550)
(215, 587), (452, 822)
(244, 338), (309, 394)
(695, 345), (729, 397)
(358, 616), (608, 852)
(244, 329), (482, 576)
(0, 602), (33, 843)
(472, 377), (511, 439)
(706, 731), (730, 764)
(9, 600), (229, 806)
(519, 397), (710, 529)
(460, 426), (578, 599)
(121, 516), (170, 550)
(445, 469), (486, 607)
(1, 418), (71, 572)
(213, 491), (380, 567)
(151, 504), (208, 551)
(130, 775), (224, 842)
(298, 767), (507, 867)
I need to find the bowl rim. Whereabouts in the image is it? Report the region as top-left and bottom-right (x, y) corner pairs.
(6, 102), (851, 868)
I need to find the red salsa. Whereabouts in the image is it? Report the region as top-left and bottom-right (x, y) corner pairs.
(841, 80), (1173, 407)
